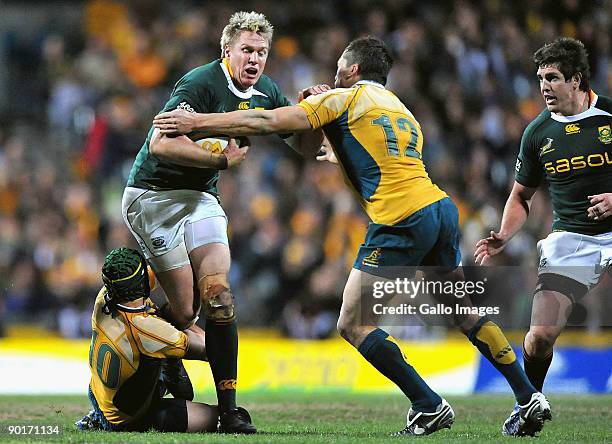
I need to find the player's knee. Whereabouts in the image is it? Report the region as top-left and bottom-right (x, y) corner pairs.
(198, 273), (235, 323)
(526, 327), (558, 357)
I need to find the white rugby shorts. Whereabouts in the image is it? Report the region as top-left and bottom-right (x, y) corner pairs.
(537, 230), (612, 289)
(122, 187), (228, 273)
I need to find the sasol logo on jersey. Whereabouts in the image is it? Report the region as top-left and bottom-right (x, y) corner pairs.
(544, 152), (612, 174)
(564, 123), (580, 135)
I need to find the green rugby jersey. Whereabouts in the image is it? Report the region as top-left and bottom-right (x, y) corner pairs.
(127, 59), (291, 195)
(515, 92), (612, 235)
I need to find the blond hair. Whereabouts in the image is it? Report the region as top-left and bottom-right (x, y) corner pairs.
(220, 11), (274, 56)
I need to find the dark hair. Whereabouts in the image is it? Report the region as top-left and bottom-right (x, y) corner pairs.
(343, 36), (394, 85)
(533, 37), (590, 91)
(101, 247), (149, 312)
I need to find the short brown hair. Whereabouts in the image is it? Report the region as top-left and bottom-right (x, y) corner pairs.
(533, 37), (590, 91)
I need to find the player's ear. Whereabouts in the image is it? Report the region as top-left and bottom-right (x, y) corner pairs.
(572, 73), (582, 89)
(224, 45), (231, 59)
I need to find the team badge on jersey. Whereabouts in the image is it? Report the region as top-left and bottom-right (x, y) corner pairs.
(564, 123), (580, 135)
(539, 138), (555, 156)
(362, 248), (382, 267)
(598, 125), (611, 144)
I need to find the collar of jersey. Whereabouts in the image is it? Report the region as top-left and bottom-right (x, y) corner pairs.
(355, 80), (385, 89)
(219, 59), (268, 100)
(549, 91), (610, 122)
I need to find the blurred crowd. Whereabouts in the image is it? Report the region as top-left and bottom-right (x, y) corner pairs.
(0, 0), (610, 338)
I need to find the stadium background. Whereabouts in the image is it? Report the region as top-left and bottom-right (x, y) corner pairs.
(0, 0), (610, 396)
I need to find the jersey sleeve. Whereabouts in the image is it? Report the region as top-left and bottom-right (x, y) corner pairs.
(514, 125), (543, 187)
(130, 313), (188, 359)
(270, 80), (292, 108)
(296, 89), (352, 129)
(161, 76), (214, 114)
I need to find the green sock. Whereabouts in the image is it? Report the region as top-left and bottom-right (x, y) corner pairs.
(205, 318), (238, 413)
(467, 317), (536, 404)
(358, 328), (442, 413)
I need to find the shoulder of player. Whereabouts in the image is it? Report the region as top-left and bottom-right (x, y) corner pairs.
(95, 287), (106, 304)
(522, 109), (552, 138)
(91, 287), (107, 318)
(128, 311), (184, 345)
(517, 109), (552, 155)
(594, 94), (612, 113)
(175, 59), (224, 89)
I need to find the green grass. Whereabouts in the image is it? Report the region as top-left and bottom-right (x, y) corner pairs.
(0, 392), (610, 443)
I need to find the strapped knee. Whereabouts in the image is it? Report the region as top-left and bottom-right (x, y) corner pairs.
(198, 273), (235, 323)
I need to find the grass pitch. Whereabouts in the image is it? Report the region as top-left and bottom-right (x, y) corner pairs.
(0, 392), (609, 443)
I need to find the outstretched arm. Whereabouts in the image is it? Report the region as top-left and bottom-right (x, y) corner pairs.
(283, 84), (331, 157)
(154, 105), (313, 137)
(474, 181), (537, 265)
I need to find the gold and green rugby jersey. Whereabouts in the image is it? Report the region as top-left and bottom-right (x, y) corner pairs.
(128, 58), (291, 195)
(89, 288), (188, 426)
(297, 81), (447, 226)
(515, 92), (612, 235)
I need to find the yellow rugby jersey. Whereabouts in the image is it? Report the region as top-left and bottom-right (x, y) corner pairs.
(89, 288), (188, 425)
(298, 81), (446, 225)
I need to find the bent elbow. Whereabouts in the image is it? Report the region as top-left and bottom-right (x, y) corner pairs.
(149, 135), (172, 160)
(149, 136), (161, 156)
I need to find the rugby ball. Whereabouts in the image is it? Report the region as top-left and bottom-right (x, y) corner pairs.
(194, 136), (229, 154)
(193, 136), (250, 153)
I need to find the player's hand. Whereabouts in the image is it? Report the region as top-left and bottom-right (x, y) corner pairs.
(298, 84), (331, 102)
(223, 138), (249, 168)
(153, 109), (198, 134)
(587, 193), (612, 220)
(474, 231), (508, 265)
(315, 139), (338, 164)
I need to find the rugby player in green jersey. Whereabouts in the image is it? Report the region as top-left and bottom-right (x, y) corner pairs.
(154, 36), (550, 437)
(122, 11), (323, 434)
(474, 37), (611, 435)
